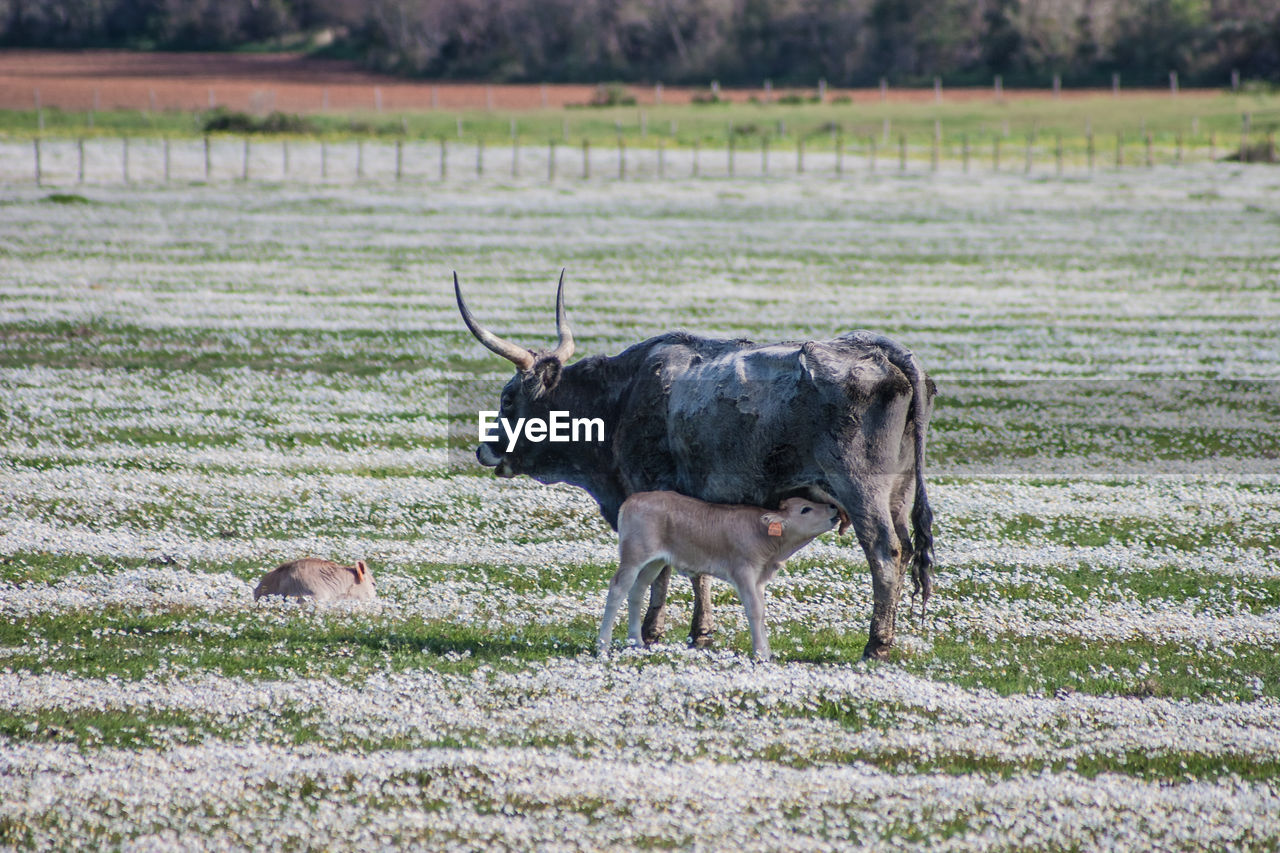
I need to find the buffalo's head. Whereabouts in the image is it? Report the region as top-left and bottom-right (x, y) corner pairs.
(454, 270), (575, 479)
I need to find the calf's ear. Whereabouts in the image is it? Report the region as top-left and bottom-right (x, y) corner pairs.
(355, 560), (368, 583)
(761, 513), (785, 537)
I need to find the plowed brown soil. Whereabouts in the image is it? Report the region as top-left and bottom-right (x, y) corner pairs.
(0, 49), (1144, 113)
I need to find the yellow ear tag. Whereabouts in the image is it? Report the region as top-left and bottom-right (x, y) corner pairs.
(768, 521), (783, 537)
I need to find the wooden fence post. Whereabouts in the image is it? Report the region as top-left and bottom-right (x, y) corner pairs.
(204, 136), (211, 181)
(321, 139), (329, 180)
(549, 139), (556, 181)
(33, 138), (41, 186)
(1175, 132), (1182, 165)
(358, 138), (366, 179)
(283, 139), (290, 177)
(898, 133), (906, 171)
(242, 137), (250, 181)
(797, 138), (804, 174)
(439, 138), (447, 180)
(836, 129), (844, 176)
(77, 138), (85, 184)
(396, 138), (404, 181)
(510, 134), (518, 179)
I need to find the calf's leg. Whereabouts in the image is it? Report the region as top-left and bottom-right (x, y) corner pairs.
(598, 559), (646, 656)
(688, 573), (715, 647)
(641, 565), (671, 644)
(627, 561), (667, 646)
(733, 575), (772, 662)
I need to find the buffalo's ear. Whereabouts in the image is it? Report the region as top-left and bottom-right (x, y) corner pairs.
(354, 561), (368, 583)
(761, 513), (785, 537)
(526, 355), (563, 398)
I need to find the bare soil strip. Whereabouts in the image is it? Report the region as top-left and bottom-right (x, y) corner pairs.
(0, 49), (1187, 113)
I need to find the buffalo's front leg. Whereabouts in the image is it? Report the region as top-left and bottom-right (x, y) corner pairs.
(641, 565), (671, 644)
(689, 573), (715, 647)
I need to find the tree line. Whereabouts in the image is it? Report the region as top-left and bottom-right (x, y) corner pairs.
(4, 0), (1278, 88)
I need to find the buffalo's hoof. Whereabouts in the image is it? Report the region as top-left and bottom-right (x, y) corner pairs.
(861, 640), (893, 661)
(641, 609), (667, 645)
(688, 633), (715, 649)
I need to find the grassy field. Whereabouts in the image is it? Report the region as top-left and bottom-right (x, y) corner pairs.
(2, 163), (1279, 848)
(5, 87), (1279, 152)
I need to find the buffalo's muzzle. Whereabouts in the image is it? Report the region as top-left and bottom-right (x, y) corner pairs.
(476, 443), (501, 467)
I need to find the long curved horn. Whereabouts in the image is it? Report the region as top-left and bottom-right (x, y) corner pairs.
(549, 268), (575, 363)
(454, 272), (535, 371)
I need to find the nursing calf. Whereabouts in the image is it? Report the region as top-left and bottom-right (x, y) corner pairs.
(597, 492), (839, 661)
(253, 558), (375, 602)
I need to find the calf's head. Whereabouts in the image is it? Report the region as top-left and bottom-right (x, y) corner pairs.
(761, 497), (840, 544)
(346, 560), (375, 599)
(455, 271), (575, 479)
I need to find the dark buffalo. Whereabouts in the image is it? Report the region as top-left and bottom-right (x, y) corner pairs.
(455, 271), (935, 659)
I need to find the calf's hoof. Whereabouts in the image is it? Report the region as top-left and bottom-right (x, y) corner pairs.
(688, 632), (715, 649)
(861, 639), (893, 661)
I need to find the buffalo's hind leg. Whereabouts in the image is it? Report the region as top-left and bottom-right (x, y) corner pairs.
(841, 492), (905, 661)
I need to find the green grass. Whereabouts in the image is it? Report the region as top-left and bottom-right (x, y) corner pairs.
(7, 87), (1279, 151)
(0, 600), (596, 682)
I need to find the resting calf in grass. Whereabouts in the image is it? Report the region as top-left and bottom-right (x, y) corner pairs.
(254, 559), (375, 602)
(597, 492), (839, 661)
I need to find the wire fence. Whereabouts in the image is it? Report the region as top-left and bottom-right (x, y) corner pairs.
(7, 130), (1277, 187)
